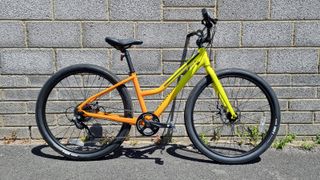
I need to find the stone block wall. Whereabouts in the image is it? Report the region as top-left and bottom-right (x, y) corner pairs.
(1, 0), (320, 140)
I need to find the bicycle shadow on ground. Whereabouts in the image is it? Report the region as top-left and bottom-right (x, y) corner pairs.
(31, 144), (260, 165)
(31, 144), (165, 165)
(166, 144), (261, 165)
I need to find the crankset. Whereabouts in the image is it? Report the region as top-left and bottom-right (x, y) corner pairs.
(136, 112), (174, 136)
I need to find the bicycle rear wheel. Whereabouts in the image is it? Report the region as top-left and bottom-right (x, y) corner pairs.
(36, 64), (132, 160)
(185, 68), (280, 164)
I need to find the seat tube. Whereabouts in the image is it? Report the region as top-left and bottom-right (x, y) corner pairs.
(124, 50), (135, 73)
(131, 73), (148, 113)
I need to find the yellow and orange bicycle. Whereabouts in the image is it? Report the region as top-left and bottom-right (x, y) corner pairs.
(36, 9), (280, 164)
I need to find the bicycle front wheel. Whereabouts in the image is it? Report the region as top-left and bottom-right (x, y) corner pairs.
(185, 68), (280, 164)
(36, 64), (133, 160)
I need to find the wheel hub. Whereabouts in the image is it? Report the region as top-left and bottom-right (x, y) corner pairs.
(217, 104), (241, 124)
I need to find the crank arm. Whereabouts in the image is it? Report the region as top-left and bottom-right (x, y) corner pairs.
(147, 121), (175, 128)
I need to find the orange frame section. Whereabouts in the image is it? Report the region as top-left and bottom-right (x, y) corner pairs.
(78, 72), (169, 125)
(77, 50), (202, 125)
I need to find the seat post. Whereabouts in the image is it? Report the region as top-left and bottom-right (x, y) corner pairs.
(123, 50), (135, 73)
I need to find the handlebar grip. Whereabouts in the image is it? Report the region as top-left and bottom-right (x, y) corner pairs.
(202, 8), (217, 25)
(202, 8), (209, 20)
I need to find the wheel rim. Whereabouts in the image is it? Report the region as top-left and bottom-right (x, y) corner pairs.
(191, 73), (276, 158)
(40, 70), (128, 154)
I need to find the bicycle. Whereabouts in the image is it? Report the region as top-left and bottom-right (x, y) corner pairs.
(36, 9), (280, 164)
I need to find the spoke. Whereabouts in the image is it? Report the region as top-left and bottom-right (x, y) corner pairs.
(67, 126), (76, 143)
(240, 115), (260, 123)
(58, 80), (78, 105)
(192, 74), (273, 158)
(96, 78), (112, 101)
(85, 74), (97, 99)
(73, 74), (85, 99)
(237, 87), (262, 109)
(54, 125), (72, 140)
(233, 77), (242, 100)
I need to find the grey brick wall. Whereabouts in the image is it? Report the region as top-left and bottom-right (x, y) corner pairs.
(0, 0), (320, 140)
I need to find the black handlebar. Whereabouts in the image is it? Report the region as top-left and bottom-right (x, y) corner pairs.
(186, 8), (218, 47)
(199, 8), (217, 45)
(201, 8), (217, 26)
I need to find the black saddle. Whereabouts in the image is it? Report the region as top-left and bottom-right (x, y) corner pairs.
(105, 37), (143, 52)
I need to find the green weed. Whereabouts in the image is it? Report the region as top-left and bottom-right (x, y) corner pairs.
(247, 126), (260, 145)
(272, 133), (296, 150)
(300, 141), (315, 151)
(236, 125), (264, 146)
(199, 133), (209, 145)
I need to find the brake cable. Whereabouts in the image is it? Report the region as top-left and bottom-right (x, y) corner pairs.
(160, 31), (195, 144)
(160, 23), (217, 144)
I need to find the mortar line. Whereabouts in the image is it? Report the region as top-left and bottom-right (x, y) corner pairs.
(265, 49), (269, 74)
(289, 73), (292, 87)
(160, 0), (164, 22)
(51, 0), (55, 21)
(133, 22), (137, 39)
(107, 0), (110, 22)
(52, 48), (58, 72)
(313, 112), (316, 124)
(162, 7), (215, 10)
(292, 22), (296, 46)
(109, 49), (113, 70)
(80, 22), (84, 48)
(28, 126), (32, 140)
(0, 88), (3, 102)
(160, 48), (164, 77)
(215, 0), (219, 18)
(106, 49), (110, 69)
(318, 49), (320, 73)
(22, 21), (28, 48)
(161, 48), (165, 76)
(239, 21), (243, 47)
(163, 5), (216, 8)
(268, 0), (272, 19)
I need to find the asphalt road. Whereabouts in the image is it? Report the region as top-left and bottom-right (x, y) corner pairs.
(0, 144), (319, 180)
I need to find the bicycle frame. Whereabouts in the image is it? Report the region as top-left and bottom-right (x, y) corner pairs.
(78, 48), (237, 125)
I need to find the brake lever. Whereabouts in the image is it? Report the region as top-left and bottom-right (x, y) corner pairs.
(211, 18), (218, 24)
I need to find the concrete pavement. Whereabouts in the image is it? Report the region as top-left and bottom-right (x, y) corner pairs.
(0, 144), (319, 180)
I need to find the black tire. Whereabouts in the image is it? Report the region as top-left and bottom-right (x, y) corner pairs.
(36, 64), (133, 160)
(185, 68), (280, 164)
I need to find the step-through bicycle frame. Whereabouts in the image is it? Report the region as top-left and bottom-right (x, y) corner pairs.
(77, 48), (237, 125)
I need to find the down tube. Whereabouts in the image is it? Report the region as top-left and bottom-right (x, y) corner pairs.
(153, 64), (201, 117)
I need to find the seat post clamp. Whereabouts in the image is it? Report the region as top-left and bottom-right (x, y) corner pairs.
(120, 54), (125, 61)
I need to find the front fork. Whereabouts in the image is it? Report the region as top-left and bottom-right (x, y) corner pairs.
(205, 65), (237, 120)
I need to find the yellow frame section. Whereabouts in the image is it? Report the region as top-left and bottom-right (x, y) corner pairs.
(78, 48), (237, 125)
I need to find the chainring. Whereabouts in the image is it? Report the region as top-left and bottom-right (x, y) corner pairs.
(136, 112), (160, 136)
